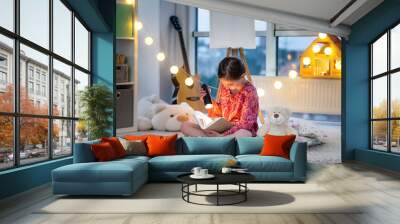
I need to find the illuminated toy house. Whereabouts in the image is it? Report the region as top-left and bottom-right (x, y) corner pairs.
(299, 34), (342, 79)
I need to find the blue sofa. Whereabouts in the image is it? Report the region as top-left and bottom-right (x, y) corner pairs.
(52, 137), (307, 196)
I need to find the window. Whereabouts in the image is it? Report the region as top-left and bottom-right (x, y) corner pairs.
(0, 71), (7, 85)
(28, 81), (34, 94)
(0, 0), (91, 170)
(20, 0), (49, 49)
(75, 18), (90, 70)
(277, 36), (315, 76)
(0, 35), (14, 113)
(370, 23), (400, 153)
(194, 8), (267, 97)
(53, 0), (72, 60)
(28, 67), (34, 80)
(0, 0), (14, 32)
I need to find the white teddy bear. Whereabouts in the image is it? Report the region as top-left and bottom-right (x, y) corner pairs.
(151, 102), (195, 131)
(137, 95), (168, 131)
(137, 95), (195, 131)
(257, 107), (296, 136)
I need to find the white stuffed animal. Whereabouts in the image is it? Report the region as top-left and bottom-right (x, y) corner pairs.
(137, 95), (195, 131)
(257, 107), (295, 136)
(151, 102), (195, 131)
(137, 95), (168, 131)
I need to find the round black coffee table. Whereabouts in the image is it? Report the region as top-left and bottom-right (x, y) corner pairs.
(177, 173), (255, 206)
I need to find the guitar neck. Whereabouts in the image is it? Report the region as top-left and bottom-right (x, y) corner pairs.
(177, 31), (191, 75)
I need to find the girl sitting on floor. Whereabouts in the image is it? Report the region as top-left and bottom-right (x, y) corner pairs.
(181, 57), (259, 137)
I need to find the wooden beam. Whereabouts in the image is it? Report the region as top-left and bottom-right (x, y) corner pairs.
(330, 0), (368, 27)
(164, 0), (351, 37)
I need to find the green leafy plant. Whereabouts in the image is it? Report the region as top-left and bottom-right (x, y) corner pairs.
(79, 84), (113, 140)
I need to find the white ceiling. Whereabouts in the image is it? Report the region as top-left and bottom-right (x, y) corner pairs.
(165, 0), (384, 37)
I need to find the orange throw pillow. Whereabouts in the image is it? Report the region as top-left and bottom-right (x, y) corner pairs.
(91, 142), (117, 162)
(101, 137), (126, 158)
(146, 134), (177, 157)
(260, 134), (296, 159)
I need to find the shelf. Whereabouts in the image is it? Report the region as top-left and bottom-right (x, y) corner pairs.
(116, 82), (134, 86)
(117, 37), (134, 40)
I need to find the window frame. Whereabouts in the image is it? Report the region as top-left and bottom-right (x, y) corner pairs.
(369, 20), (400, 154)
(0, 0), (92, 171)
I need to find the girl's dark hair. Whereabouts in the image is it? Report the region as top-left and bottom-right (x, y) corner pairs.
(217, 57), (245, 80)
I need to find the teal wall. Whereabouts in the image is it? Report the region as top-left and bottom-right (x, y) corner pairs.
(0, 0), (116, 200)
(92, 32), (116, 135)
(0, 158), (72, 199)
(344, 0), (400, 170)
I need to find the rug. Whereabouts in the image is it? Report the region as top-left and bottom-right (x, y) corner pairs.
(38, 183), (361, 214)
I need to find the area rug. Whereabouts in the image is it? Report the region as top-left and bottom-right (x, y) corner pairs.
(37, 183), (361, 214)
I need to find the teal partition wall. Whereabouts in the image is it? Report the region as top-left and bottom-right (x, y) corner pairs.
(0, 0), (116, 200)
(92, 32), (116, 136)
(344, 0), (400, 170)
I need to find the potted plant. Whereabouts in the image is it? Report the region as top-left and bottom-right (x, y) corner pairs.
(79, 84), (113, 140)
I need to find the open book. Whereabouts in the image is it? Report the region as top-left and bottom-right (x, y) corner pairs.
(193, 111), (233, 133)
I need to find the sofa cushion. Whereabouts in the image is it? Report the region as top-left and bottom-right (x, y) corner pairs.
(91, 142), (118, 161)
(177, 137), (236, 155)
(236, 155), (293, 172)
(101, 137), (127, 158)
(73, 140), (100, 163)
(236, 137), (264, 155)
(53, 158), (147, 183)
(149, 154), (235, 172)
(147, 134), (177, 157)
(260, 134), (296, 159)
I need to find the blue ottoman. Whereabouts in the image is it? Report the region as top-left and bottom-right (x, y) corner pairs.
(52, 156), (148, 196)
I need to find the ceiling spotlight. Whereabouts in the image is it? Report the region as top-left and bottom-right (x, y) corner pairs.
(135, 21), (143, 31)
(274, 81), (283, 90)
(144, 36), (154, 46)
(257, 88), (265, 97)
(156, 52), (166, 61)
(170, 65), (179, 74)
(324, 47), (332, 55)
(302, 57), (311, 66)
(318, 33), (327, 39)
(288, 70), (298, 79)
(184, 77), (194, 87)
(312, 45), (321, 53)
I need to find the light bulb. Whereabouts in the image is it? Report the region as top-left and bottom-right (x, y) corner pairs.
(274, 81), (283, 90)
(335, 60), (342, 70)
(205, 103), (213, 109)
(312, 45), (321, 53)
(288, 70), (298, 79)
(324, 47), (332, 55)
(318, 33), (327, 39)
(144, 36), (154, 46)
(184, 77), (194, 87)
(170, 65), (179, 74)
(302, 57), (311, 66)
(257, 88), (265, 97)
(156, 52), (165, 61)
(135, 21), (143, 31)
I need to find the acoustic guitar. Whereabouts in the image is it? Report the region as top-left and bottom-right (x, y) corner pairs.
(170, 16), (206, 112)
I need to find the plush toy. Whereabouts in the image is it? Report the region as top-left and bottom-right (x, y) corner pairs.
(137, 95), (168, 131)
(152, 102), (195, 131)
(137, 95), (195, 131)
(257, 107), (295, 136)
